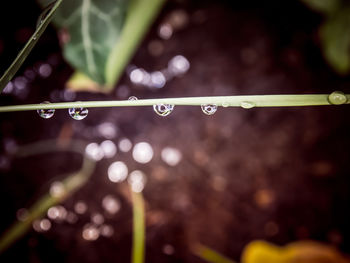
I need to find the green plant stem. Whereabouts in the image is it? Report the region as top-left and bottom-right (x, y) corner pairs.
(192, 243), (237, 263)
(0, 94), (349, 112)
(0, 0), (63, 93)
(131, 190), (145, 263)
(105, 0), (166, 89)
(0, 140), (96, 254)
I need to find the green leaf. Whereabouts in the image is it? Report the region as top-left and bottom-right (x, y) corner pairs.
(320, 7), (350, 74)
(300, 0), (340, 14)
(37, 0), (128, 84)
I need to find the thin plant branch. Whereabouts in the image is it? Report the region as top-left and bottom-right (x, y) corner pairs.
(0, 92), (349, 113)
(0, 0), (63, 93)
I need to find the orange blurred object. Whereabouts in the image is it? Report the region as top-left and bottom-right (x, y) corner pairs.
(242, 240), (350, 263)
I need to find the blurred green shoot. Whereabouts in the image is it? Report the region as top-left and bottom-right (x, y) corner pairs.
(131, 191), (145, 263)
(0, 0), (63, 93)
(192, 243), (237, 263)
(0, 140), (96, 253)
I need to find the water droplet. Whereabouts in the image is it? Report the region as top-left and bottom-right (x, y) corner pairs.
(128, 96), (138, 101)
(37, 101), (55, 119)
(33, 35), (37, 40)
(240, 101), (256, 109)
(201, 104), (217, 115)
(68, 106), (88, 120)
(153, 104), (174, 116)
(328, 91), (347, 105)
(222, 101), (230, 107)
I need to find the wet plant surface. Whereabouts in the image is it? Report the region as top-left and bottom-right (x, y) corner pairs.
(1, 0), (350, 262)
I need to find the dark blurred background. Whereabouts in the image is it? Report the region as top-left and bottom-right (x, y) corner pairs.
(0, 0), (350, 262)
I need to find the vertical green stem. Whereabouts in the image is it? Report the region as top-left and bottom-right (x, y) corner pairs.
(131, 190), (145, 263)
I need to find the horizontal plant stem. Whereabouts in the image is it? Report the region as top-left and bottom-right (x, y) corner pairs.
(0, 94), (349, 112)
(0, 0), (63, 93)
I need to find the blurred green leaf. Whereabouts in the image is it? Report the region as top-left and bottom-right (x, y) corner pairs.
(320, 7), (350, 74)
(300, 0), (340, 14)
(37, 0), (128, 84)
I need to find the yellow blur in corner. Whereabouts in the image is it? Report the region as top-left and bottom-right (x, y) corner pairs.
(242, 240), (350, 263)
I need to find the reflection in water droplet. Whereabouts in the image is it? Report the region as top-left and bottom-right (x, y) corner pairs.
(153, 104), (174, 117)
(128, 170), (147, 193)
(240, 101), (256, 109)
(108, 161), (128, 183)
(328, 91), (347, 105)
(68, 107), (88, 120)
(201, 104), (217, 115)
(128, 96), (138, 101)
(132, 142), (154, 164)
(37, 101), (55, 119)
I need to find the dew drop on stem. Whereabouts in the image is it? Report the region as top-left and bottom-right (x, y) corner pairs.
(69, 106), (88, 120)
(328, 91), (347, 105)
(201, 104), (217, 115)
(128, 96), (138, 101)
(153, 104), (174, 116)
(222, 101), (230, 107)
(37, 101), (55, 119)
(240, 101), (256, 109)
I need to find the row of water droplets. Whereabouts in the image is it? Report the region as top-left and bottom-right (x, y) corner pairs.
(37, 91), (348, 119)
(37, 98), (257, 120)
(37, 101), (88, 120)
